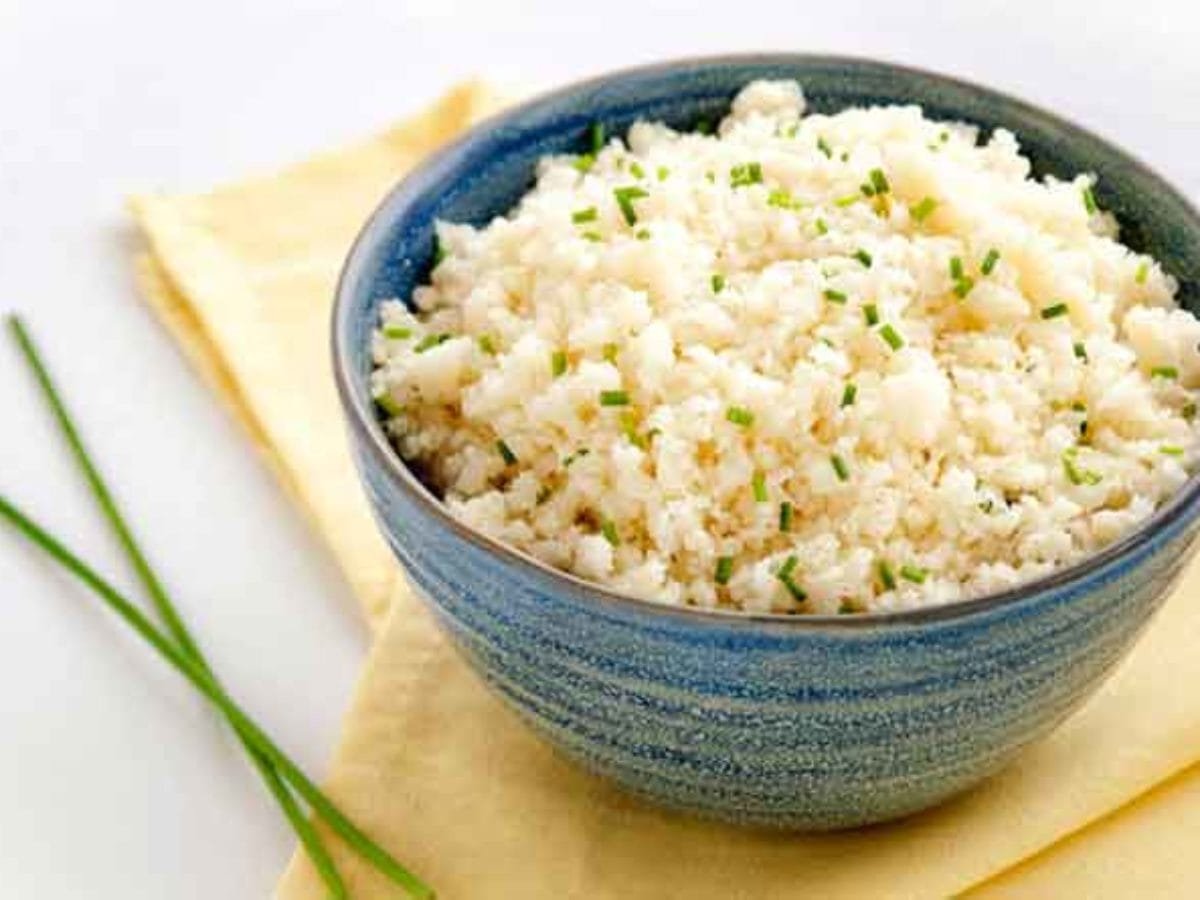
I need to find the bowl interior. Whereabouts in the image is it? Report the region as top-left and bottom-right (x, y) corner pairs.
(334, 54), (1200, 625)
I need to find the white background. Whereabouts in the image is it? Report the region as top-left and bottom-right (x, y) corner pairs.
(1, 1), (1198, 897)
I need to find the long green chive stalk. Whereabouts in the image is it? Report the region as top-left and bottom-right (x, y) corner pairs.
(0, 494), (435, 900)
(5, 317), (352, 894)
(4, 316), (433, 899)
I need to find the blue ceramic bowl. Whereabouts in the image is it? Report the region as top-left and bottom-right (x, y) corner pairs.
(333, 55), (1200, 828)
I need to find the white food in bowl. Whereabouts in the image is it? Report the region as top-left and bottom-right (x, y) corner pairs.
(369, 80), (1198, 615)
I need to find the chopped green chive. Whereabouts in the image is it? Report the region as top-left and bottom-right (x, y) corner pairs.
(830, 454), (850, 482)
(496, 439), (518, 466)
(382, 325), (412, 340)
(551, 351), (568, 378)
(695, 118), (714, 135)
(589, 121), (605, 154)
(839, 599), (858, 615)
(618, 410), (648, 449)
(777, 555), (798, 579)
(981, 248), (1001, 275)
(1135, 260), (1150, 284)
(900, 564), (928, 584)
(863, 304), (880, 326)
(1062, 448), (1102, 485)
(711, 273), (726, 293)
(949, 256), (964, 280)
(834, 194), (860, 208)
(374, 392), (402, 417)
(1160, 445), (1185, 457)
(432, 235), (446, 268)
(1040, 302), (1070, 320)
(779, 501), (794, 533)
(775, 555), (806, 601)
(572, 206), (598, 224)
(656, 165), (670, 181)
(1151, 365), (1179, 380)
(784, 123), (800, 138)
(877, 560), (897, 591)
(600, 518), (620, 546)
(1074, 341), (1088, 362)
(599, 390), (630, 407)
(853, 248), (873, 268)
(868, 168), (890, 194)
(613, 186), (648, 226)
(715, 555), (734, 585)
(629, 161), (645, 179)
(910, 196), (938, 223)
(1082, 184), (1098, 215)
(953, 276), (976, 299)
(581, 231), (603, 242)
(730, 162), (763, 188)
(879, 323), (905, 351)
(635, 228), (651, 241)
(768, 189), (799, 209)
(940, 131), (950, 143)
(476, 334), (498, 356)
(815, 217), (829, 235)
(859, 182), (875, 199)
(601, 342), (619, 364)
(841, 382), (858, 407)
(573, 154), (595, 173)
(705, 171), (716, 184)
(1184, 402), (1197, 422)
(563, 447), (590, 467)
(823, 289), (848, 304)
(751, 471), (768, 503)
(817, 136), (833, 158)
(726, 406), (755, 427)
(414, 333), (450, 354)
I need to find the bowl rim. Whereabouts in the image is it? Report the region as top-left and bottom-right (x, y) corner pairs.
(332, 52), (1200, 631)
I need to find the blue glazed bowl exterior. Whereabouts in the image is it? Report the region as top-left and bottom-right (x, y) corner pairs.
(334, 56), (1200, 828)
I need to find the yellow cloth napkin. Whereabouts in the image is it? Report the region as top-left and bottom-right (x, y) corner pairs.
(129, 83), (1200, 899)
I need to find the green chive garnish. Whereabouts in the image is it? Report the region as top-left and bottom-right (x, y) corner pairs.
(900, 564), (928, 584)
(877, 560), (897, 591)
(726, 406), (755, 427)
(599, 390), (630, 407)
(817, 136), (833, 158)
(1160, 445), (1185, 457)
(841, 382), (858, 407)
(815, 218), (829, 235)
(478, 334), (499, 356)
(581, 231), (603, 242)
(981, 248), (1001, 275)
(779, 501), (794, 532)
(551, 350), (568, 378)
(563, 447), (590, 467)
(869, 168), (889, 194)
(1151, 365), (1179, 380)
(383, 325), (412, 340)
(432, 235), (446, 268)
(602, 342), (619, 363)
(589, 121), (605, 153)
(1040, 303), (1070, 320)
(830, 454), (850, 482)
(768, 189), (798, 209)
(375, 392), (402, 417)
(635, 228), (651, 240)
(1082, 184), (1098, 215)
(613, 186), (648, 226)
(853, 248), (873, 268)
(1184, 402), (1197, 422)
(414, 333), (450, 354)
(864, 304), (880, 327)
(600, 518), (620, 546)
(1074, 341), (1088, 362)
(949, 256), (964, 280)
(572, 206), (598, 224)
(751, 471), (768, 503)
(1062, 449), (1102, 485)
(910, 196), (938, 223)
(629, 161), (645, 179)
(1136, 260), (1150, 284)
(823, 289), (848, 304)
(953, 276), (976, 299)
(573, 154), (595, 173)
(496, 440), (518, 466)
(777, 554), (798, 580)
(879, 324), (904, 351)
(656, 165), (670, 181)
(776, 555), (806, 601)
(695, 118), (713, 135)
(711, 273), (726, 293)
(715, 556), (734, 585)
(730, 162), (763, 188)
(860, 182), (875, 198)
(834, 194), (860, 207)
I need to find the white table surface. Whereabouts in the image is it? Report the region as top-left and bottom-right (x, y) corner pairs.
(1, 1), (1197, 896)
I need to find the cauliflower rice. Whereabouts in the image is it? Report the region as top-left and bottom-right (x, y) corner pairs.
(370, 80), (1199, 614)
